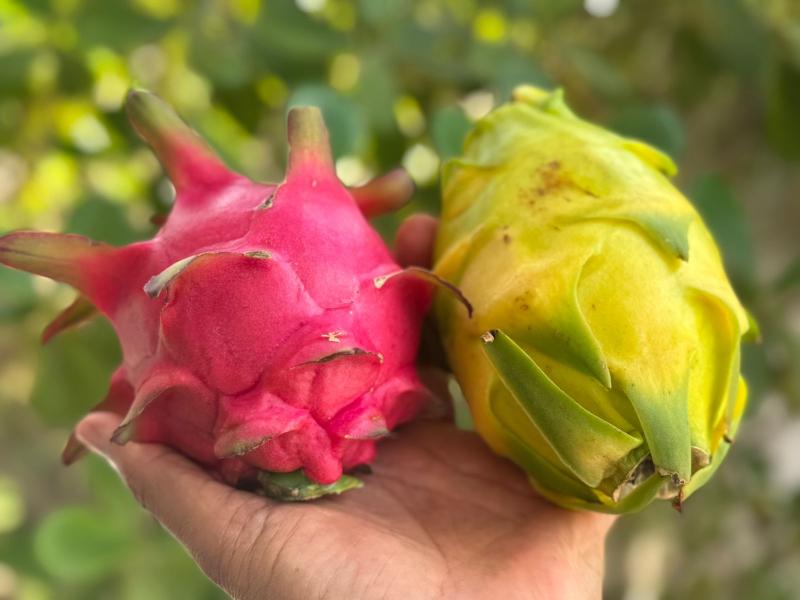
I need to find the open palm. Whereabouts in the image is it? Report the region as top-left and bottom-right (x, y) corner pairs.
(77, 413), (612, 600)
(74, 215), (613, 599)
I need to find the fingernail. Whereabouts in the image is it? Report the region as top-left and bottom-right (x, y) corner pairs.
(75, 412), (120, 458)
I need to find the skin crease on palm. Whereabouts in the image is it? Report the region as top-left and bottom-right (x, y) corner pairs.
(75, 214), (615, 600)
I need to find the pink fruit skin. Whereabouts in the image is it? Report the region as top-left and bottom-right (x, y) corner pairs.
(0, 92), (431, 485)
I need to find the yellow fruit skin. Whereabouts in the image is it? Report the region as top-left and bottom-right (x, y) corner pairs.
(434, 86), (750, 513)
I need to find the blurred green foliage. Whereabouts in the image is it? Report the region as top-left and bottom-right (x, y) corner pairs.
(0, 1), (798, 599)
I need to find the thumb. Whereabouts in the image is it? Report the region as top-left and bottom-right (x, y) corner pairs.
(394, 213), (438, 268)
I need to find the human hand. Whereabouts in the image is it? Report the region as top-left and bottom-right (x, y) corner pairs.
(75, 215), (614, 600)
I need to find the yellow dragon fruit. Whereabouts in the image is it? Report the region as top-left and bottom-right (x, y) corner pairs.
(433, 86), (752, 513)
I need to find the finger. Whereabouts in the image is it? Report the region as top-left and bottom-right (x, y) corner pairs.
(75, 412), (271, 570)
(414, 366), (455, 420)
(394, 213), (438, 268)
(349, 169), (414, 218)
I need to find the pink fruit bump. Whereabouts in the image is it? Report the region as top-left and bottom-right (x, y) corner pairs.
(0, 90), (446, 500)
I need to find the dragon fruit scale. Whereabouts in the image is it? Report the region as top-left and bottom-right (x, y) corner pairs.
(0, 90), (436, 500)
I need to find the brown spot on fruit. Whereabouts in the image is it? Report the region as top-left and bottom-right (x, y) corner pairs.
(527, 159), (599, 199)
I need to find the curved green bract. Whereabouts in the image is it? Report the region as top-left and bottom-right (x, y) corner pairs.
(482, 330), (642, 488)
(621, 376), (692, 483)
(534, 470), (663, 514)
(581, 207), (692, 261)
(258, 470), (363, 501)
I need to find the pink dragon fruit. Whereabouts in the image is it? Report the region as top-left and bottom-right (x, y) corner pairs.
(0, 90), (436, 499)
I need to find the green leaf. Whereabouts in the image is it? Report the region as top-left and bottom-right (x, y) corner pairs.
(609, 104), (685, 159)
(65, 198), (142, 246)
(287, 85), (366, 158)
(30, 319), (121, 426)
(689, 174), (756, 295)
(34, 506), (134, 583)
(430, 107), (471, 161)
(0, 267), (35, 320)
